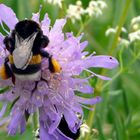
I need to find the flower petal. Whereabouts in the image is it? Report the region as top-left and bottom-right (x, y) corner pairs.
(0, 102), (7, 118)
(86, 55), (119, 69)
(64, 109), (79, 133)
(0, 33), (4, 46)
(76, 96), (102, 105)
(8, 109), (24, 135)
(32, 12), (40, 23)
(73, 78), (93, 93)
(0, 4), (18, 30)
(41, 13), (51, 36)
(0, 116), (10, 126)
(48, 19), (66, 46)
(20, 116), (26, 134)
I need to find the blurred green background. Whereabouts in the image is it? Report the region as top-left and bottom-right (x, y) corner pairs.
(0, 0), (140, 140)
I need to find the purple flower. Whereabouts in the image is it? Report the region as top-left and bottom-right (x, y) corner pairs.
(0, 4), (119, 140)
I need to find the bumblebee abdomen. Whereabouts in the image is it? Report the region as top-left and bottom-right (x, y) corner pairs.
(9, 54), (42, 80)
(11, 64), (41, 75)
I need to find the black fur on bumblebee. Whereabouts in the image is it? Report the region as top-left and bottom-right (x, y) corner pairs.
(1, 20), (61, 81)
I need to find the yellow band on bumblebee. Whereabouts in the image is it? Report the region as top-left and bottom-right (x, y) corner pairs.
(9, 54), (42, 65)
(51, 58), (61, 73)
(30, 55), (42, 64)
(0, 65), (9, 79)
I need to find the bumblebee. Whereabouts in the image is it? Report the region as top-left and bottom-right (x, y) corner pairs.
(0, 20), (61, 81)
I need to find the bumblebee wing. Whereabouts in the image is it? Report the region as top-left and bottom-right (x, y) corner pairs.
(13, 33), (37, 70)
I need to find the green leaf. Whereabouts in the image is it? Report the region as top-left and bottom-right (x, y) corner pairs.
(110, 105), (128, 140)
(0, 87), (10, 94)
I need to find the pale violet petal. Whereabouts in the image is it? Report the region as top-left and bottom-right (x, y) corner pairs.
(86, 55), (119, 69)
(76, 96), (102, 105)
(0, 33), (4, 46)
(41, 13), (51, 36)
(49, 19), (66, 46)
(32, 12), (40, 23)
(0, 102), (7, 118)
(0, 4), (18, 30)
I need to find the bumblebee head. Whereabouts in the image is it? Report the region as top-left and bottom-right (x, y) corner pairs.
(15, 20), (49, 51)
(4, 20), (49, 54)
(15, 20), (40, 39)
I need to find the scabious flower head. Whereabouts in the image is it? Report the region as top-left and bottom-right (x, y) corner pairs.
(0, 4), (118, 140)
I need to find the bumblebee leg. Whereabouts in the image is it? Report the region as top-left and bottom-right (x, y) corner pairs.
(40, 49), (50, 58)
(48, 56), (61, 73)
(40, 50), (61, 73)
(0, 57), (13, 80)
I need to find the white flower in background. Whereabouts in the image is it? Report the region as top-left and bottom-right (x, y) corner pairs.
(129, 16), (140, 42)
(79, 123), (99, 138)
(129, 29), (140, 42)
(97, 0), (107, 9)
(130, 16), (140, 31)
(105, 26), (127, 37)
(80, 123), (90, 138)
(131, 16), (140, 26)
(106, 27), (130, 47)
(85, 0), (107, 17)
(106, 25), (140, 44)
(92, 128), (99, 137)
(45, 0), (63, 8)
(67, 0), (107, 22)
(119, 38), (130, 47)
(105, 28), (116, 36)
(67, 0), (85, 23)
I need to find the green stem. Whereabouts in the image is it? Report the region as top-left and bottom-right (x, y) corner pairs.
(109, 0), (132, 54)
(76, 17), (92, 37)
(122, 89), (129, 115)
(32, 112), (39, 134)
